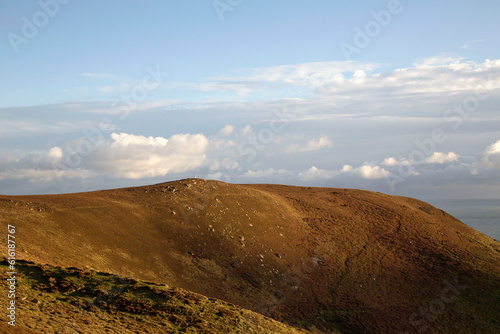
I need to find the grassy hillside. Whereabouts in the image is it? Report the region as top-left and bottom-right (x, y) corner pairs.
(0, 259), (312, 333)
(1, 179), (499, 333)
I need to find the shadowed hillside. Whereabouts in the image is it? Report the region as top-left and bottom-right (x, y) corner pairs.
(0, 259), (312, 334)
(1, 179), (499, 333)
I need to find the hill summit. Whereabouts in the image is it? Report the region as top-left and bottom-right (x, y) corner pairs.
(1, 179), (499, 333)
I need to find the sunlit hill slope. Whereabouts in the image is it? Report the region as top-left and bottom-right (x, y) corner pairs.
(1, 179), (499, 333)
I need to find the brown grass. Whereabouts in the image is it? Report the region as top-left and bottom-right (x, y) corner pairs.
(0, 259), (311, 333)
(1, 178), (499, 333)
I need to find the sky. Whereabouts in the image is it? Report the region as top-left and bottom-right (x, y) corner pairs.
(0, 0), (500, 202)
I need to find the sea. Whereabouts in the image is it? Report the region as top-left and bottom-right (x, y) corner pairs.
(427, 199), (500, 241)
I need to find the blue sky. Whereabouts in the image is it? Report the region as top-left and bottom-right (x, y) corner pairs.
(1, 0), (499, 201)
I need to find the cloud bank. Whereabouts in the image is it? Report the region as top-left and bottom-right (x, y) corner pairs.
(1, 57), (499, 198)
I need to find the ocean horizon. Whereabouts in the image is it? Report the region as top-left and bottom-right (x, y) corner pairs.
(427, 198), (500, 241)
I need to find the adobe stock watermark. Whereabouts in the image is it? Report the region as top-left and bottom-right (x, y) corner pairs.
(7, 0), (71, 54)
(400, 278), (467, 333)
(52, 65), (169, 179)
(339, 0), (407, 60)
(6, 224), (17, 326)
(213, 0), (244, 21)
(385, 75), (494, 191)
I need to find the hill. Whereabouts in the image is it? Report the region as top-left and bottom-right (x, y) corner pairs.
(0, 259), (311, 333)
(1, 179), (499, 333)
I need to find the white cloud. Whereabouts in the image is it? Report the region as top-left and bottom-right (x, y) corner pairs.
(0, 146), (92, 182)
(299, 164), (388, 181)
(382, 157), (410, 166)
(355, 165), (390, 179)
(0, 132), (210, 182)
(48, 147), (63, 159)
(242, 168), (287, 178)
(93, 133), (209, 179)
(110, 133), (168, 147)
(316, 57), (500, 100)
(485, 140), (500, 155)
(216, 61), (375, 87)
(161, 61), (376, 97)
(299, 166), (340, 181)
(0, 168), (93, 182)
(219, 124), (235, 136)
(286, 135), (334, 153)
(482, 140), (500, 169)
(2, 58), (500, 198)
(149, 57), (500, 125)
(341, 165), (353, 172)
(425, 152), (459, 164)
